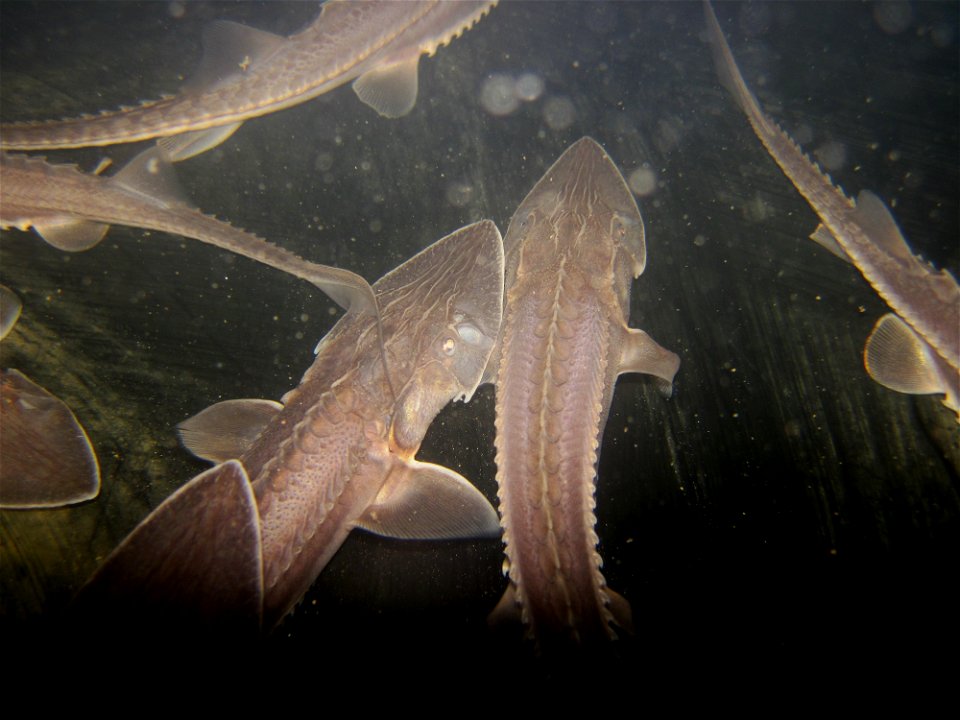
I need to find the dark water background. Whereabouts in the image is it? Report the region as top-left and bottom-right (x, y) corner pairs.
(1, 1), (957, 679)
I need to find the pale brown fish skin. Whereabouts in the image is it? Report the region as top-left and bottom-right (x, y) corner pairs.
(0, 151), (377, 316)
(490, 138), (679, 649)
(0, 287), (99, 510)
(704, 2), (960, 383)
(0, 369), (100, 509)
(246, 221), (504, 628)
(78, 221), (504, 634)
(0, 0), (496, 151)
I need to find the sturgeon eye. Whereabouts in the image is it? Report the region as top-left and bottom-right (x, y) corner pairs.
(456, 322), (483, 346)
(517, 211), (535, 232)
(442, 337), (456, 356)
(611, 213), (638, 242)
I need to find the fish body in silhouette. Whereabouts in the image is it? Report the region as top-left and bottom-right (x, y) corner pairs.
(0, 1), (496, 155)
(704, 1), (959, 417)
(76, 220), (505, 635)
(488, 138), (680, 650)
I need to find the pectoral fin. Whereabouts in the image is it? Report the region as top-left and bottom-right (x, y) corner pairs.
(864, 314), (950, 396)
(0, 369), (100, 509)
(356, 457), (500, 540)
(74, 460), (263, 635)
(618, 326), (681, 396)
(352, 55), (421, 118)
(177, 398), (283, 463)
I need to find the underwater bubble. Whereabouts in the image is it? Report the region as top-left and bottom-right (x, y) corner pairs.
(167, 1), (186, 19)
(655, 117), (683, 154)
(793, 124), (814, 146)
(628, 166), (658, 197)
(480, 74), (520, 117)
(930, 23), (954, 48)
(784, 419), (802, 438)
(543, 96), (576, 131)
(314, 153), (333, 172)
(515, 73), (545, 102)
(873, 1), (913, 35)
(814, 141), (847, 172)
(445, 181), (475, 208)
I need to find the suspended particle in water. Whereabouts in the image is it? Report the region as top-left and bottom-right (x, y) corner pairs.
(515, 73), (545, 102)
(584, 2), (618, 35)
(736, 2), (772, 38)
(480, 74), (520, 117)
(743, 193), (774, 223)
(543, 96), (576, 130)
(628, 165), (658, 197)
(655, 116), (683, 154)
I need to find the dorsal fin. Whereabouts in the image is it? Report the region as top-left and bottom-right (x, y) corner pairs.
(853, 191), (914, 264)
(109, 147), (188, 207)
(183, 20), (286, 94)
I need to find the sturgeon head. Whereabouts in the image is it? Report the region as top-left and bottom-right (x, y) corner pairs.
(73, 221), (506, 637)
